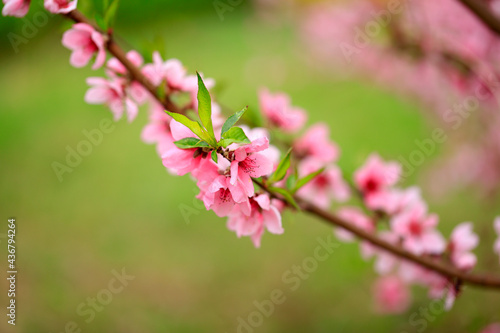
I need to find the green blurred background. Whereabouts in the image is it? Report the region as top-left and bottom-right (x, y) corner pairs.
(1, 1), (499, 332)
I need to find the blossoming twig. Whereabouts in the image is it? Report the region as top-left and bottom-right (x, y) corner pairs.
(58, 7), (500, 291)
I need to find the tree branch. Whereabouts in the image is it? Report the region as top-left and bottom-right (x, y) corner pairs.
(457, 0), (500, 35)
(61, 9), (500, 290)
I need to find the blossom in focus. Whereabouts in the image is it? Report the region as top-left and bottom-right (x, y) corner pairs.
(354, 154), (401, 210)
(258, 88), (307, 133)
(494, 216), (500, 263)
(62, 23), (106, 70)
(2, 0), (29, 16)
(297, 158), (350, 209)
(44, 0), (77, 14)
(227, 193), (283, 248)
(229, 137), (274, 197)
(161, 120), (207, 176)
(294, 123), (339, 164)
(334, 207), (373, 242)
(373, 276), (411, 314)
(391, 203), (446, 255)
(448, 222), (478, 270)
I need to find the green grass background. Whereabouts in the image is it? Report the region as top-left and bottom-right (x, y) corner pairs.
(0, 1), (499, 332)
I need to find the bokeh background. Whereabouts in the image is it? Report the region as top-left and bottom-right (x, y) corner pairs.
(1, 0), (499, 332)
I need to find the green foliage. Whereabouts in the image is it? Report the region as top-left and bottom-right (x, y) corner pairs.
(268, 187), (300, 210)
(173, 137), (210, 149)
(268, 149), (292, 184)
(218, 127), (250, 148)
(165, 111), (215, 146)
(105, 0), (120, 29)
(292, 168), (325, 194)
(221, 108), (247, 136)
(197, 72), (216, 144)
(211, 150), (218, 163)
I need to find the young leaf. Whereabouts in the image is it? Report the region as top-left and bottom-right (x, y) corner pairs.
(173, 137), (210, 149)
(268, 187), (301, 211)
(218, 127), (251, 148)
(94, 13), (107, 31)
(221, 107), (247, 136)
(268, 149), (292, 184)
(196, 72), (216, 143)
(292, 168), (325, 194)
(165, 111), (214, 145)
(211, 150), (218, 163)
(104, 0), (120, 29)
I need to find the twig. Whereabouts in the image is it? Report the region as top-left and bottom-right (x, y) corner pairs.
(61, 9), (500, 290)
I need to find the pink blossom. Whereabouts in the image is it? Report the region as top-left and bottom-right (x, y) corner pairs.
(258, 88), (307, 133)
(494, 216), (500, 263)
(62, 23), (106, 70)
(382, 187), (423, 216)
(227, 194), (283, 248)
(448, 222), (478, 270)
(161, 120), (206, 176)
(240, 125), (280, 169)
(229, 138), (274, 197)
(481, 323), (500, 333)
(334, 207), (373, 242)
(44, 0), (77, 14)
(297, 158), (350, 209)
(199, 174), (251, 218)
(107, 51), (148, 105)
(373, 276), (411, 314)
(84, 77), (138, 122)
(354, 154), (401, 210)
(141, 102), (174, 156)
(2, 0), (29, 17)
(294, 123), (339, 164)
(391, 203), (446, 255)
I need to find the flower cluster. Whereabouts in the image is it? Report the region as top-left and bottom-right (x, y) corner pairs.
(5, 0), (500, 319)
(299, 0), (500, 196)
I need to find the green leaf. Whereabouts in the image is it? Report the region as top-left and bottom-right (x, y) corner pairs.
(94, 13), (107, 31)
(292, 168), (325, 194)
(286, 173), (297, 190)
(219, 127), (251, 148)
(268, 187), (301, 211)
(211, 150), (218, 163)
(104, 0), (120, 29)
(165, 111), (214, 145)
(221, 107), (247, 136)
(173, 137), (210, 149)
(196, 72), (216, 143)
(268, 149), (292, 183)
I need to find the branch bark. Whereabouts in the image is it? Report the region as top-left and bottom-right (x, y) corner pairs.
(61, 9), (500, 290)
(458, 0), (500, 35)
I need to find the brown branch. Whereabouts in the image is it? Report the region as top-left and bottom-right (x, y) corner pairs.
(61, 9), (500, 290)
(253, 179), (500, 289)
(64, 10), (182, 114)
(457, 0), (500, 35)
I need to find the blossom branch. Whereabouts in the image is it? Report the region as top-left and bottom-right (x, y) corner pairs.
(56, 8), (500, 291)
(253, 179), (500, 289)
(457, 0), (500, 35)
